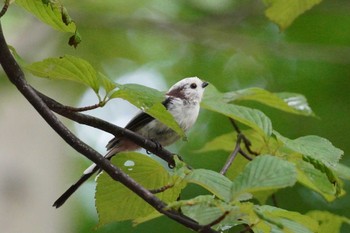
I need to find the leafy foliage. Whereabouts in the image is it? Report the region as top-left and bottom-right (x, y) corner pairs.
(22, 50), (347, 231)
(23, 54), (185, 138)
(275, 133), (343, 166)
(95, 152), (186, 226)
(110, 83), (185, 137)
(230, 155), (297, 201)
(223, 87), (315, 116)
(307, 211), (350, 233)
(254, 205), (319, 232)
(262, 0), (323, 30)
(10, 0), (349, 232)
(15, 0), (81, 47)
(203, 86), (273, 136)
(26, 55), (106, 94)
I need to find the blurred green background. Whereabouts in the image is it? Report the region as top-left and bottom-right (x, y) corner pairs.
(0, 0), (349, 232)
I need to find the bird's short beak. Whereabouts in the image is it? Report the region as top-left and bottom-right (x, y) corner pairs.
(202, 82), (209, 88)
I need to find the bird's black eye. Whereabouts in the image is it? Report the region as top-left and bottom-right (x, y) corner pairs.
(190, 83), (197, 89)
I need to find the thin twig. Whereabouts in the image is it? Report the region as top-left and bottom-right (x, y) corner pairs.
(220, 118), (258, 174)
(57, 102), (104, 112)
(242, 137), (259, 156)
(229, 118), (258, 156)
(149, 184), (174, 194)
(0, 21), (218, 233)
(271, 194), (278, 207)
(229, 117), (242, 133)
(201, 211), (230, 231)
(239, 149), (253, 161)
(220, 134), (243, 175)
(239, 224), (254, 233)
(0, 0), (10, 18)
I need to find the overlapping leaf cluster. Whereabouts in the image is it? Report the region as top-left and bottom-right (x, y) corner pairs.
(22, 51), (350, 231)
(92, 84), (348, 232)
(15, 0), (81, 47)
(11, 1), (349, 232)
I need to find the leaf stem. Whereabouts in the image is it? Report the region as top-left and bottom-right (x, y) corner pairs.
(149, 184), (174, 194)
(52, 102), (105, 112)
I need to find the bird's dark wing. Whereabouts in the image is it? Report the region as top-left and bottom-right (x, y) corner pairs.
(125, 96), (174, 131)
(106, 98), (172, 150)
(125, 111), (154, 131)
(123, 97), (174, 131)
(106, 111), (154, 150)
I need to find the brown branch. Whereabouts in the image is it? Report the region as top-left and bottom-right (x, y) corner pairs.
(239, 224), (254, 233)
(271, 194), (278, 207)
(220, 134), (243, 175)
(56, 102), (104, 112)
(201, 211), (230, 231)
(35, 90), (176, 167)
(149, 184), (174, 194)
(0, 21), (218, 233)
(0, 0), (10, 18)
(229, 118), (258, 156)
(220, 118), (259, 175)
(239, 149), (253, 161)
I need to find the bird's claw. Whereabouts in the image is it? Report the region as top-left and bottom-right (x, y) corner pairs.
(146, 139), (163, 155)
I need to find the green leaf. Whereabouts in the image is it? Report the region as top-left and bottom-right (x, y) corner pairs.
(133, 211), (163, 226)
(197, 132), (236, 153)
(180, 196), (235, 226)
(307, 210), (350, 233)
(98, 72), (117, 94)
(252, 189), (277, 205)
(169, 195), (244, 229)
(15, 0), (80, 46)
(8, 45), (27, 67)
(231, 155), (297, 201)
(16, 0), (76, 32)
(225, 155), (250, 183)
(296, 159), (339, 201)
(203, 86), (272, 137)
(236, 202), (272, 232)
(224, 87), (314, 116)
(303, 156), (343, 196)
(26, 55), (101, 93)
(275, 92), (315, 116)
(202, 99), (272, 137)
(275, 133), (343, 167)
(95, 152), (185, 227)
(110, 84), (185, 138)
(197, 129), (280, 155)
(262, 0), (323, 30)
(185, 169), (232, 202)
(333, 163), (350, 180)
(110, 83), (164, 105)
(255, 205), (319, 233)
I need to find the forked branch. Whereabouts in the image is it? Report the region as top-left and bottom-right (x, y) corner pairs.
(0, 21), (218, 233)
(220, 118), (258, 175)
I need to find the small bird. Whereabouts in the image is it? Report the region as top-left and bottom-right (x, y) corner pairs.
(53, 77), (209, 208)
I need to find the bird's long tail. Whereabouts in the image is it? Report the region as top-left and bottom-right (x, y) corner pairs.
(53, 144), (127, 208)
(53, 164), (99, 208)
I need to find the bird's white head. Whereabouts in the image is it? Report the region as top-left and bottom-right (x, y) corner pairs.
(166, 77), (209, 103)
